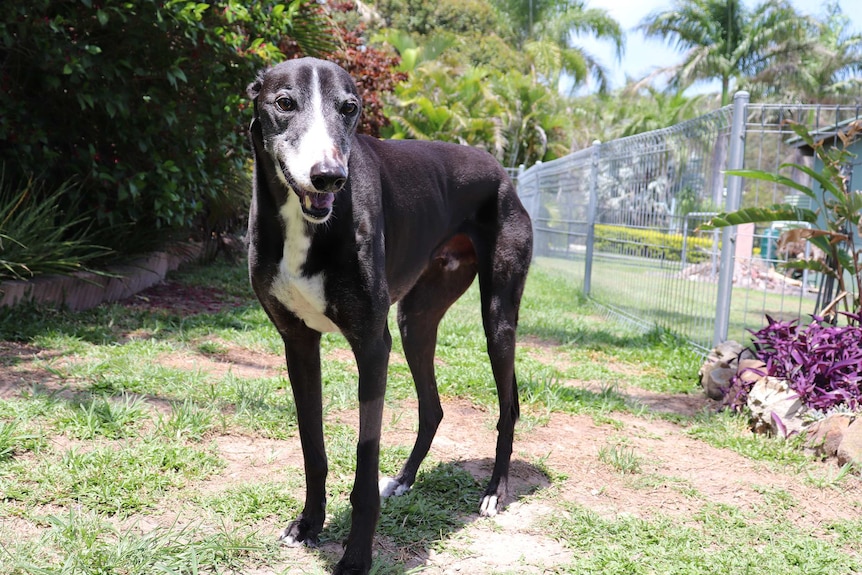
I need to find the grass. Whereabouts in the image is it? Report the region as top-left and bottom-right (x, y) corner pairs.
(543, 253), (822, 351)
(0, 256), (859, 574)
(545, 501), (860, 575)
(597, 443), (644, 475)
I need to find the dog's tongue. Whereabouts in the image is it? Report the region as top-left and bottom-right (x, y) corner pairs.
(298, 191), (335, 213)
(310, 192), (334, 210)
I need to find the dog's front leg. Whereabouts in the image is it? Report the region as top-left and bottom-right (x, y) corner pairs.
(335, 324), (391, 575)
(279, 325), (327, 548)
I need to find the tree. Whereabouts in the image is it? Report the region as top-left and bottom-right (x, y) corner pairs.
(491, 0), (624, 93)
(751, 1), (862, 103)
(616, 85), (707, 137)
(363, 0), (574, 164)
(637, 0), (808, 106)
(367, 0), (523, 73)
(383, 61), (569, 166)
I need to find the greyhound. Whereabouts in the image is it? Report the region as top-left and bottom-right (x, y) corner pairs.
(246, 57), (533, 575)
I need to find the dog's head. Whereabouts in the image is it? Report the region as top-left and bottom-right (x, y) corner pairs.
(247, 58), (362, 224)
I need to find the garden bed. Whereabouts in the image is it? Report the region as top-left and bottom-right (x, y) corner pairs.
(0, 245), (201, 311)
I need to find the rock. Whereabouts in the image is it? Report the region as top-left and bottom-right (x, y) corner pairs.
(706, 340), (744, 366)
(700, 362), (735, 401)
(736, 358), (767, 385)
(699, 341), (756, 401)
(746, 377), (805, 438)
(837, 418), (862, 468)
(804, 414), (851, 459)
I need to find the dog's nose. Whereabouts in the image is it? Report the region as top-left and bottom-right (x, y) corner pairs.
(310, 161), (347, 192)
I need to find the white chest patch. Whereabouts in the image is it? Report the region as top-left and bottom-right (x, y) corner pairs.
(269, 193), (340, 334)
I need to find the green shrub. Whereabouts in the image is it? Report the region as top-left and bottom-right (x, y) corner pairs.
(593, 224), (715, 263)
(0, 175), (112, 281)
(0, 0), (332, 248)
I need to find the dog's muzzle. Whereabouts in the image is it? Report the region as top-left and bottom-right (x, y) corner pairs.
(295, 160), (346, 223)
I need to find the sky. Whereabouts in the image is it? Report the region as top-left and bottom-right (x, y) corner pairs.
(573, 0), (862, 94)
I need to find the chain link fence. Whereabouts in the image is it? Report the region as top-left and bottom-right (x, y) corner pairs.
(516, 94), (862, 354)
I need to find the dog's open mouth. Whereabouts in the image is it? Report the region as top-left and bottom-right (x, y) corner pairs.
(296, 189), (334, 222)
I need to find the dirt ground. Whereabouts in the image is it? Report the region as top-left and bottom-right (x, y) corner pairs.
(2, 283), (861, 574)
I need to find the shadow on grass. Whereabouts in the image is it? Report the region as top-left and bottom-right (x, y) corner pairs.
(520, 313), (681, 351)
(306, 459), (551, 574)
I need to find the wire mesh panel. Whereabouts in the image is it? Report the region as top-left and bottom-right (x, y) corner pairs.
(730, 103), (862, 342)
(517, 99), (862, 354)
(517, 148), (593, 288)
(589, 109), (734, 352)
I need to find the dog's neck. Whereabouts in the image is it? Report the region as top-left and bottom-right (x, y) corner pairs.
(278, 190), (312, 274)
(270, 185), (340, 334)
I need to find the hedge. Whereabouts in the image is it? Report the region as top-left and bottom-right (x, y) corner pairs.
(593, 224), (716, 264)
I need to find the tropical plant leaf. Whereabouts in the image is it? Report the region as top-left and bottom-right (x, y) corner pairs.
(779, 162), (842, 201)
(786, 121), (817, 149)
(779, 259), (838, 278)
(697, 204), (818, 231)
(724, 168), (817, 199)
(834, 191), (862, 224)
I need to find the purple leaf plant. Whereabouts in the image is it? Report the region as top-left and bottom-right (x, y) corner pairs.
(723, 312), (862, 413)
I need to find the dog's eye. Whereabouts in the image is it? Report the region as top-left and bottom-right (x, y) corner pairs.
(340, 101), (358, 116)
(275, 97), (296, 112)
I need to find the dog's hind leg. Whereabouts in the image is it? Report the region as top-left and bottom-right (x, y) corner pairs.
(475, 193), (533, 517)
(379, 234), (478, 498)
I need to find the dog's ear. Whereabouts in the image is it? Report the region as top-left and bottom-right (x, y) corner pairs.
(247, 70), (264, 101)
(247, 71), (265, 140)
(249, 115), (265, 158)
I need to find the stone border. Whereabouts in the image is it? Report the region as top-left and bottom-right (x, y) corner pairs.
(0, 244), (202, 311)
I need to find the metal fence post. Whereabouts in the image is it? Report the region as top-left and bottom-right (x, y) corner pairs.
(713, 91), (750, 347)
(583, 140), (601, 296)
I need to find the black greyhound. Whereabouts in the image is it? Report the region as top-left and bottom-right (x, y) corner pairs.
(246, 57), (533, 574)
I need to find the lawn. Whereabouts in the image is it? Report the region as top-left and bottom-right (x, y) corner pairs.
(0, 257), (860, 574)
(538, 253), (819, 352)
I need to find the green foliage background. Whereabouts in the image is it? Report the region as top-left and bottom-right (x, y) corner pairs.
(0, 0), (329, 238)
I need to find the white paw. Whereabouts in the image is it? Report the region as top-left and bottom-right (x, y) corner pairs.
(278, 529), (302, 548)
(379, 476), (411, 498)
(479, 494), (499, 517)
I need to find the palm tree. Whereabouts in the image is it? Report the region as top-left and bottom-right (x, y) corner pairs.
(383, 60), (569, 166)
(751, 1), (862, 103)
(384, 63), (509, 157)
(637, 0), (808, 105)
(617, 86), (707, 137)
(492, 0), (625, 93)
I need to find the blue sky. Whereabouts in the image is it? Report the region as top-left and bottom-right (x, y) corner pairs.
(573, 0), (862, 94)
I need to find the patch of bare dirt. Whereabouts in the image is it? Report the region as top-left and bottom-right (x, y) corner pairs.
(196, 434), (305, 495)
(159, 343), (286, 381)
(0, 341), (68, 399)
(122, 281), (246, 315)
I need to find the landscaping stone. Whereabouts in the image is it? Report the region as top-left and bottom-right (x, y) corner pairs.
(699, 340), (750, 401)
(0, 245), (201, 311)
(837, 418), (862, 468)
(804, 414), (851, 459)
(736, 358), (767, 384)
(700, 362), (734, 401)
(747, 376), (804, 437)
(706, 340), (744, 366)
(698, 339), (860, 468)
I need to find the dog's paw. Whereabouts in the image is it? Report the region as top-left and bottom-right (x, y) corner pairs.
(333, 561), (370, 575)
(278, 519), (319, 548)
(479, 494), (500, 517)
(378, 476), (411, 498)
